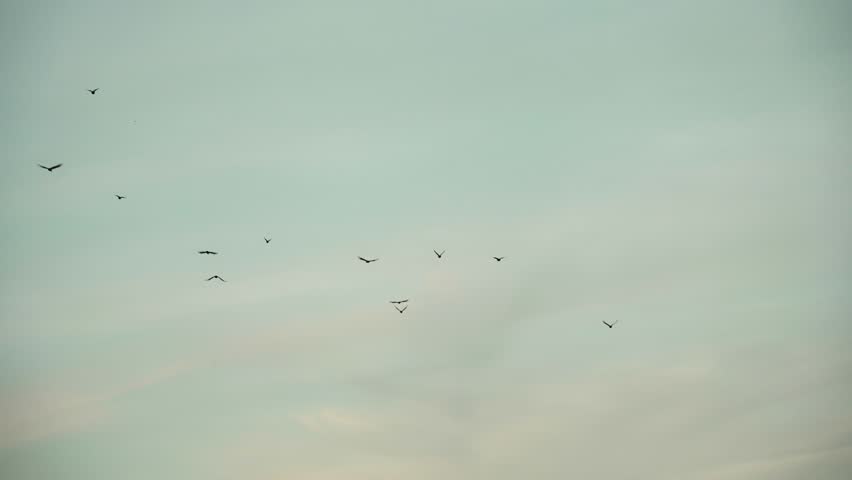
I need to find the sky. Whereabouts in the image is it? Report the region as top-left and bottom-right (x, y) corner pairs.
(1, 0), (851, 478)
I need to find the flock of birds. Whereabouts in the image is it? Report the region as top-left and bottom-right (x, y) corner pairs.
(36, 87), (619, 328)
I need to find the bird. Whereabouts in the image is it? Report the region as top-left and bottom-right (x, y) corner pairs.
(115, 195), (126, 200)
(37, 163), (62, 172)
(389, 299), (409, 305)
(602, 320), (618, 329)
(493, 256), (505, 262)
(87, 88), (99, 95)
(198, 250), (218, 255)
(264, 237), (271, 244)
(358, 256), (378, 263)
(394, 305), (408, 314)
(206, 275), (226, 282)
(434, 250), (445, 258)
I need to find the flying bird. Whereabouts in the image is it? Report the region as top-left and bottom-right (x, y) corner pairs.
(394, 305), (408, 314)
(115, 195), (126, 200)
(264, 237), (271, 244)
(206, 275), (226, 282)
(87, 88), (99, 95)
(38, 163), (62, 172)
(602, 320), (618, 329)
(389, 299), (409, 305)
(493, 256), (505, 262)
(434, 250), (445, 258)
(358, 256), (378, 263)
(198, 250), (218, 255)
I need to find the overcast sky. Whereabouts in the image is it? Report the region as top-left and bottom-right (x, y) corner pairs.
(1, 1), (851, 479)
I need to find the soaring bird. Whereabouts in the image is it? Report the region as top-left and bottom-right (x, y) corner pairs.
(264, 237), (271, 244)
(394, 305), (408, 314)
(38, 163), (62, 172)
(198, 250), (218, 255)
(602, 320), (618, 329)
(358, 256), (378, 263)
(389, 299), (409, 305)
(493, 256), (505, 262)
(115, 195), (126, 200)
(87, 88), (99, 95)
(434, 250), (445, 258)
(206, 275), (226, 282)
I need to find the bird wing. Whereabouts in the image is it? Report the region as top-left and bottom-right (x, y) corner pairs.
(51, 164), (62, 169)
(206, 276), (215, 281)
(358, 257), (368, 262)
(38, 164), (49, 170)
(400, 306), (407, 313)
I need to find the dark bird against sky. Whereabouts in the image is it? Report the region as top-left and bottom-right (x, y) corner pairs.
(87, 88), (99, 95)
(493, 256), (505, 262)
(389, 299), (409, 304)
(264, 237), (271, 244)
(603, 320), (618, 329)
(434, 250), (445, 258)
(394, 305), (408, 314)
(38, 163), (62, 172)
(198, 250), (218, 255)
(206, 275), (226, 282)
(358, 256), (378, 263)
(115, 195), (126, 200)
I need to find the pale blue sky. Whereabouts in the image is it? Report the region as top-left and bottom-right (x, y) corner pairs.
(1, 1), (851, 479)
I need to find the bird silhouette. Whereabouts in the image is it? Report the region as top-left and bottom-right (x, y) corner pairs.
(38, 163), (62, 172)
(358, 257), (378, 263)
(493, 256), (505, 262)
(394, 305), (408, 314)
(198, 250), (218, 255)
(206, 275), (226, 282)
(389, 299), (409, 305)
(264, 237), (271, 244)
(602, 320), (618, 329)
(434, 250), (445, 258)
(87, 88), (99, 95)
(115, 195), (126, 200)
